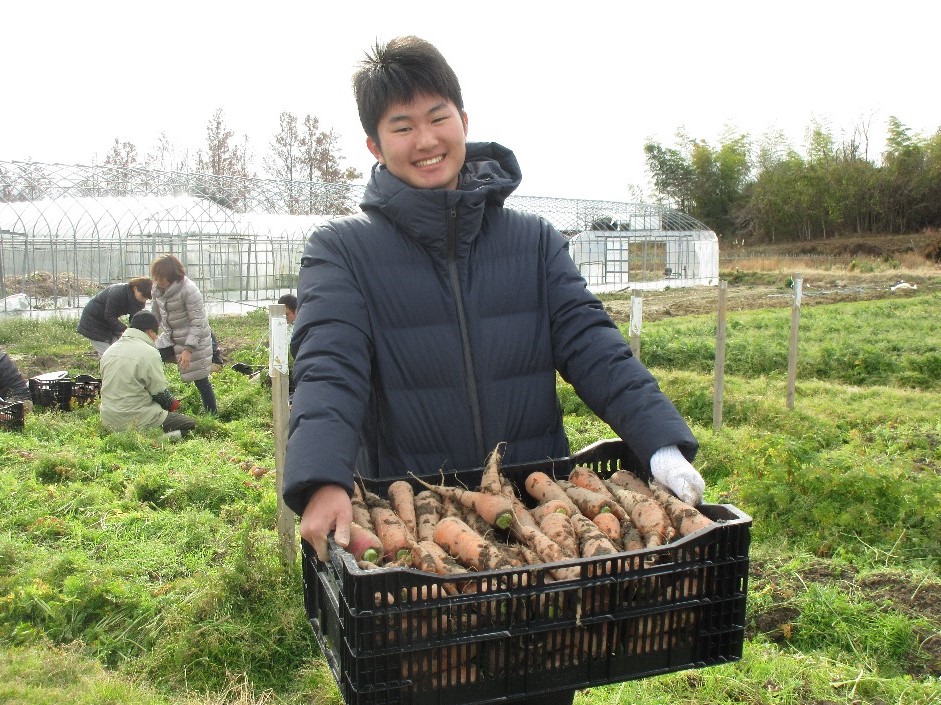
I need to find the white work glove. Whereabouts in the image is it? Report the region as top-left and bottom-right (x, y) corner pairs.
(650, 445), (705, 505)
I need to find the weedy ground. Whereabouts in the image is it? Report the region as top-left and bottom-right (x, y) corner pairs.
(1, 252), (940, 705)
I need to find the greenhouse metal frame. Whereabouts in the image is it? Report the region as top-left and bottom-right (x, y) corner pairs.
(1, 161), (718, 316)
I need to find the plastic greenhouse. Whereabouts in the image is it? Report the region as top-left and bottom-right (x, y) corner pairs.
(565, 211), (718, 293)
(2, 161), (718, 315)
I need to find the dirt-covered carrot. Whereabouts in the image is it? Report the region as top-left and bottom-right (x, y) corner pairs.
(369, 504), (414, 563)
(441, 495), (463, 519)
(410, 539), (440, 572)
(608, 469), (654, 496)
(479, 442), (506, 496)
(351, 483), (374, 532)
(507, 495), (541, 544)
(558, 481), (625, 520)
(414, 663), (478, 689)
(414, 490), (443, 542)
(347, 521), (384, 564)
(569, 465), (618, 500)
(620, 518), (645, 552)
(433, 517), (516, 572)
(412, 476), (516, 530)
(538, 511), (578, 559)
(413, 540), (477, 595)
(518, 525), (581, 581)
(462, 504), (501, 542)
(605, 480), (675, 548)
(400, 581), (450, 601)
(571, 514), (618, 558)
(387, 480), (418, 539)
(531, 498), (572, 522)
(398, 611), (480, 642)
(592, 511), (622, 547)
(650, 482), (715, 535)
(363, 488), (386, 507)
(416, 540), (471, 577)
(515, 543), (542, 567)
(498, 474), (518, 500)
(524, 471), (579, 516)
(405, 645), (478, 678)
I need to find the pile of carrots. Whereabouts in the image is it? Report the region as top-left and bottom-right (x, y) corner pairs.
(343, 444), (715, 584)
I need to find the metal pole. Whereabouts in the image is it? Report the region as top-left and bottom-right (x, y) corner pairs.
(269, 303), (296, 563)
(713, 280), (728, 430)
(786, 274), (803, 410)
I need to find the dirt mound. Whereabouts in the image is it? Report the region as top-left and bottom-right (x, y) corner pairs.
(2, 271), (101, 298)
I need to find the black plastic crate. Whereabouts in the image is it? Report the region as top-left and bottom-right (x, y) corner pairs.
(302, 439), (752, 705)
(72, 374), (102, 406)
(29, 373), (100, 411)
(29, 374), (73, 411)
(0, 400), (25, 432)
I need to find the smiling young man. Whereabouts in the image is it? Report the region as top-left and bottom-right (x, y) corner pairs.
(366, 93), (468, 190)
(284, 39), (704, 702)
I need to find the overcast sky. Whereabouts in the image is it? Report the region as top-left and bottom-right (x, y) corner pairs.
(3, 0), (938, 202)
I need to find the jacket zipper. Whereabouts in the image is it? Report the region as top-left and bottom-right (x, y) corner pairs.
(447, 206), (486, 461)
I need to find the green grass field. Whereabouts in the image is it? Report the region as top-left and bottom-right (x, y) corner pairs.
(1, 293), (939, 705)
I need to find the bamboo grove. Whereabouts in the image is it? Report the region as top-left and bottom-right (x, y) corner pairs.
(644, 116), (941, 242)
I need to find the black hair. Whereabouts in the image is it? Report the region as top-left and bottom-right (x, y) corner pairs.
(353, 36), (464, 144)
(129, 276), (153, 298)
(130, 310), (159, 333)
(278, 294), (298, 312)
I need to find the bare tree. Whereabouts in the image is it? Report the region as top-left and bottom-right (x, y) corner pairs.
(298, 114), (362, 215)
(144, 132), (192, 173)
(195, 109), (253, 209)
(103, 138), (138, 168)
(197, 108), (250, 179)
(265, 111), (301, 181)
(264, 111), (303, 213)
(98, 138), (140, 196)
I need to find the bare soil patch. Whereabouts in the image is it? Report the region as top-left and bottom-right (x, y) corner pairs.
(601, 270), (936, 326)
(748, 559), (941, 676)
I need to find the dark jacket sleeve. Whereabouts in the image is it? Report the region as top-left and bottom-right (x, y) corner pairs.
(544, 229), (698, 468)
(102, 285), (135, 338)
(283, 227), (373, 515)
(0, 351), (30, 401)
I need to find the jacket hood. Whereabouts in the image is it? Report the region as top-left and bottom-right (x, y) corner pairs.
(360, 142), (522, 252)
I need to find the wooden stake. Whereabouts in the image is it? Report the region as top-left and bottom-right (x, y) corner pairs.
(269, 303), (296, 563)
(786, 275), (803, 410)
(629, 289), (642, 361)
(713, 280), (727, 430)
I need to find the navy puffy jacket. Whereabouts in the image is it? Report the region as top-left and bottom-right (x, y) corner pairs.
(284, 143), (697, 515)
(78, 283), (144, 343)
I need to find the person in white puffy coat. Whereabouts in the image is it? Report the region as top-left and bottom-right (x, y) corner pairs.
(149, 254), (217, 413)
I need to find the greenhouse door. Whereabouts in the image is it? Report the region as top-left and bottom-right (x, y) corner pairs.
(605, 237), (629, 288)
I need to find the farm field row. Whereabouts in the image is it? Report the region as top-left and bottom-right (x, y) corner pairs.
(0, 283), (939, 704)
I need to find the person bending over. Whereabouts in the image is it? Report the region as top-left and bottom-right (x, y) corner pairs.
(78, 276), (153, 357)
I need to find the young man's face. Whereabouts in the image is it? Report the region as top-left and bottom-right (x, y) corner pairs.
(367, 93), (468, 190)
